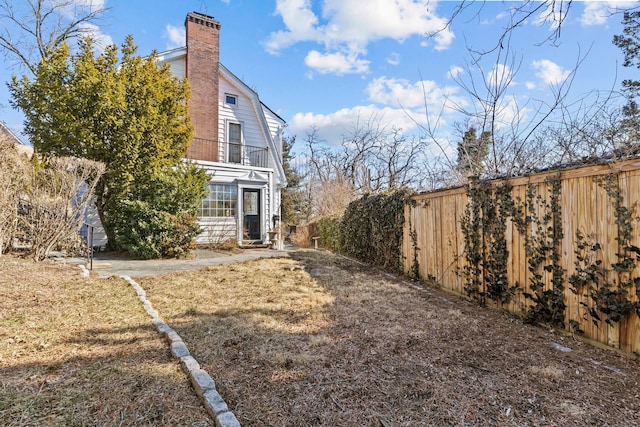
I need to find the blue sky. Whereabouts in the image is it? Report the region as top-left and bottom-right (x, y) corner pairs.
(1, 0), (639, 155)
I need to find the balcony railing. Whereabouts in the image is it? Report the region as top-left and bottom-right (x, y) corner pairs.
(185, 138), (269, 168)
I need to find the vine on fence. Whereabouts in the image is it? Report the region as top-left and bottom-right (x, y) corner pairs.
(460, 180), (487, 303)
(445, 169), (640, 336)
(485, 183), (516, 304)
(513, 175), (566, 328)
(408, 213), (421, 281)
(460, 180), (516, 305)
(568, 174), (640, 327)
(568, 230), (603, 331)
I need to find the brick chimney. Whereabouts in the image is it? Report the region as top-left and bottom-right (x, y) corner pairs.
(185, 12), (220, 162)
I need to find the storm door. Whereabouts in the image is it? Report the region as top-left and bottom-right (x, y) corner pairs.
(242, 189), (261, 241)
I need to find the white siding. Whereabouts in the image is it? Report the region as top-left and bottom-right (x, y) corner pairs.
(82, 199), (108, 249)
(196, 217), (237, 245)
(157, 50), (186, 78)
(263, 107), (284, 155)
(218, 78), (267, 150)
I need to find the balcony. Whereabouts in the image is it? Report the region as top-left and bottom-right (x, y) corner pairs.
(185, 138), (269, 168)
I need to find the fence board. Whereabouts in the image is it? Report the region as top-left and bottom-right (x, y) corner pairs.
(404, 161), (640, 356)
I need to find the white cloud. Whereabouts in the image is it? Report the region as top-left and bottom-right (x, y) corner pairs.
(495, 94), (529, 130)
(386, 52), (400, 66)
(55, 0), (106, 11)
(165, 24), (186, 49)
(447, 65), (464, 79)
(264, 0), (322, 53)
(288, 75), (468, 144)
(305, 50), (370, 74)
(78, 22), (113, 50)
(366, 76), (463, 112)
(320, 0), (453, 48)
(579, 1), (638, 27)
(531, 59), (570, 85)
(534, 1), (565, 31)
(265, 0), (454, 74)
(290, 105), (424, 145)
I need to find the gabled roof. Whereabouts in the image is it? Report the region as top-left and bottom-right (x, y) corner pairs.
(156, 46), (186, 63)
(0, 121), (33, 156)
(0, 121), (25, 145)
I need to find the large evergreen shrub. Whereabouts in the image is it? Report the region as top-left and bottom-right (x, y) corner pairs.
(112, 200), (201, 259)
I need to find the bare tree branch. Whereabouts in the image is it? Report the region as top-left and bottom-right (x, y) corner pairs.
(0, 0), (109, 75)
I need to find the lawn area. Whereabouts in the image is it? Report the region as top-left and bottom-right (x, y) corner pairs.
(138, 250), (640, 426)
(2, 250), (639, 426)
(0, 255), (212, 426)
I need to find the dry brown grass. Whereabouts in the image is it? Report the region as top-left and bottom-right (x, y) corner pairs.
(3, 250), (640, 426)
(138, 250), (640, 427)
(0, 255), (212, 426)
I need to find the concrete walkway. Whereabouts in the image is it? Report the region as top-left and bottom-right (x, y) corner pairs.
(87, 247), (290, 278)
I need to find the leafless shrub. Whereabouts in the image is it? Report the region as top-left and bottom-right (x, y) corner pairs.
(18, 156), (104, 261)
(290, 224), (312, 248)
(200, 217), (238, 250)
(0, 137), (29, 254)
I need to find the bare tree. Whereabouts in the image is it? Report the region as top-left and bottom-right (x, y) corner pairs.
(0, 0), (109, 75)
(440, 1), (639, 59)
(300, 116), (427, 218)
(417, 31), (596, 183)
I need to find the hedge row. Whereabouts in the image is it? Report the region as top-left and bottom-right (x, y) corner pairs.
(318, 189), (411, 273)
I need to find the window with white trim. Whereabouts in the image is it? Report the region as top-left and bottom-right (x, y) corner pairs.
(225, 94), (238, 106)
(200, 184), (238, 217)
(228, 122), (242, 163)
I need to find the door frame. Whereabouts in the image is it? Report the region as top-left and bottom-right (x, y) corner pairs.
(240, 186), (264, 242)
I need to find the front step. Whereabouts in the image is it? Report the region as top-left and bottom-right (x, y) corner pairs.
(239, 241), (270, 249)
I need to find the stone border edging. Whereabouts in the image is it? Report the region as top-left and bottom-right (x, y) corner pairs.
(120, 275), (241, 427)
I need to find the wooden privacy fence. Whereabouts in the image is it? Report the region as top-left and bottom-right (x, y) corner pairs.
(402, 158), (640, 356)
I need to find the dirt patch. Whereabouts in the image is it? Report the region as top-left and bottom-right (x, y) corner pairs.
(138, 250), (640, 426)
(0, 255), (212, 426)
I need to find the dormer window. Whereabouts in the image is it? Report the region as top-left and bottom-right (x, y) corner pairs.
(225, 94), (238, 106)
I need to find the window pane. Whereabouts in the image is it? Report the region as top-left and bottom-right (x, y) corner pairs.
(229, 123), (241, 143)
(200, 184), (238, 218)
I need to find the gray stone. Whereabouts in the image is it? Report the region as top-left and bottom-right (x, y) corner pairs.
(202, 389), (229, 416)
(171, 341), (190, 358)
(165, 329), (182, 343)
(180, 355), (200, 372)
(152, 318), (169, 332)
(190, 369), (216, 395)
(552, 343), (572, 353)
(215, 411), (241, 427)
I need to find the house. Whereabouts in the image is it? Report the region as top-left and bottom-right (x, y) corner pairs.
(156, 12), (287, 247)
(0, 121), (33, 157)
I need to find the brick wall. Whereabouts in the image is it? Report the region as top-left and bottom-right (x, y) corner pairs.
(185, 12), (220, 162)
